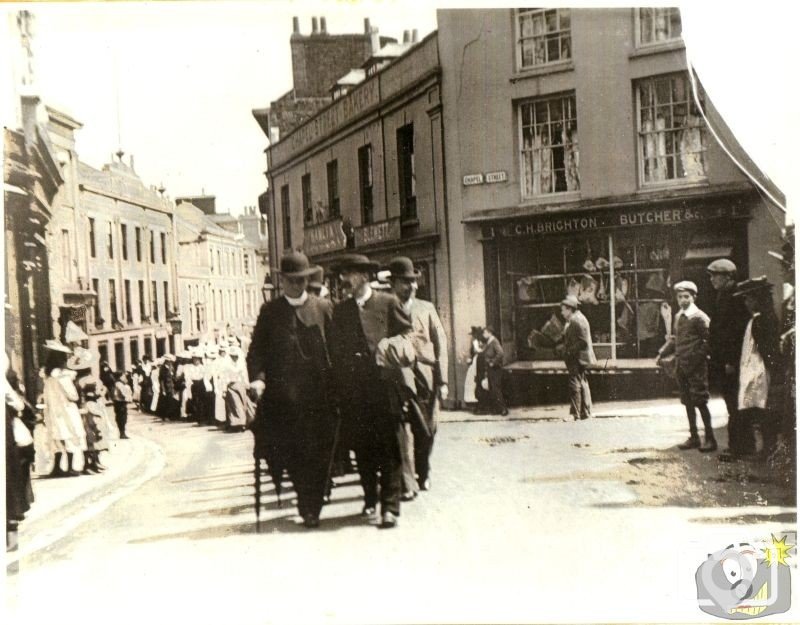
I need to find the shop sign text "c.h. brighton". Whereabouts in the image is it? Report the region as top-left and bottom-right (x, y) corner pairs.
(481, 204), (750, 239)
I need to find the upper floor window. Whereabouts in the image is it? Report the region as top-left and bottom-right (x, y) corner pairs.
(636, 73), (707, 184)
(160, 232), (167, 264)
(149, 230), (155, 264)
(637, 7), (682, 46)
(121, 224), (128, 260)
(358, 144), (374, 225)
(281, 185), (291, 249)
(396, 124), (416, 221)
(520, 92), (580, 197)
(244, 253), (251, 276)
(135, 227), (142, 261)
(89, 218), (96, 258)
(107, 221), (114, 259)
(517, 8), (571, 70)
(327, 160), (340, 219)
(301, 174), (313, 225)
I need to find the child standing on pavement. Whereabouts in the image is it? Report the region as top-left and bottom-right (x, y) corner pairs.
(657, 281), (718, 452)
(113, 371), (133, 439)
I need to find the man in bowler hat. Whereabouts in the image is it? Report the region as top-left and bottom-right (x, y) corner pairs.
(246, 250), (335, 528)
(328, 253), (412, 528)
(388, 256), (449, 496)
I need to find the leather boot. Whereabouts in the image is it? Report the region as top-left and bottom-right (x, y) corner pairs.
(699, 436), (718, 453)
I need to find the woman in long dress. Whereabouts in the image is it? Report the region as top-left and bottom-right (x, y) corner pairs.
(41, 341), (86, 477)
(463, 327), (484, 406)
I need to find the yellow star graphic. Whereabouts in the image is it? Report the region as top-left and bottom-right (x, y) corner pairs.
(763, 534), (794, 567)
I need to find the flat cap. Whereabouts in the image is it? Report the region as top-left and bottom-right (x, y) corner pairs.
(673, 280), (698, 295)
(706, 258), (737, 274)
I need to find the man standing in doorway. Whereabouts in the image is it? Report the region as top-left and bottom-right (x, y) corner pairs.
(706, 259), (750, 459)
(246, 251), (335, 529)
(328, 253), (412, 529)
(388, 256), (449, 496)
(559, 295), (596, 421)
(481, 326), (508, 416)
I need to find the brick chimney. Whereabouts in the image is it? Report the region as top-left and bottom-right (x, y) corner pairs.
(312, 17), (318, 34)
(320, 16), (327, 34)
(292, 16), (299, 34)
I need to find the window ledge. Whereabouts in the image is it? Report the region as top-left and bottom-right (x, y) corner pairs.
(510, 60), (575, 83)
(637, 180), (709, 195)
(517, 191), (581, 209)
(629, 40), (685, 59)
(400, 218), (420, 228)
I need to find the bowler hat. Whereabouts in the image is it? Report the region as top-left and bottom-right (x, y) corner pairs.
(387, 256), (421, 280)
(561, 294), (580, 309)
(733, 276), (773, 298)
(469, 326), (483, 338)
(706, 258), (737, 274)
(333, 253), (379, 273)
(277, 250), (317, 278)
(308, 266), (324, 289)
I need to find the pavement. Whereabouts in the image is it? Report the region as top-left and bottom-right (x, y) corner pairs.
(5, 397), (798, 624)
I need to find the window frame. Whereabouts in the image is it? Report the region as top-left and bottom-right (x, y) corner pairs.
(121, 224), (128, 261)
(135, 227), (142, 262)
(635, 72), (708, 188)
(281, 184), (291, 249)
(518, 91), (581, 199)
(107, 221), (114, 259)
(358, 144), (374, 225)
(327, 159), (340, 219)
(89, 217), (97, 258)
(516, 8), (573, 71)
(301, 173), (313, 225)
(635, 7), (682, 48)
(396, 124), (417, 222)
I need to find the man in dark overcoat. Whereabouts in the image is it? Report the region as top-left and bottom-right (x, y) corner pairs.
(706, 259), (751, 459)
(246, 251), (335, 528)
(328, 253), (412, 529)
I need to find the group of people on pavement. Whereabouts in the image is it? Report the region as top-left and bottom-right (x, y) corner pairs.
(657, 239), (795, 466)
(464, 326), (508, 416)
(130, 338), (251, 431)
(247, 251), (449, 530)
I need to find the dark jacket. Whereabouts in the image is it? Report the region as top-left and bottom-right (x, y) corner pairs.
(659, 306), (710, 371)
(482, 336), (505, 369)
(329, 290), (411, 413)
(750, 310), (781, 375)
(563, 310), (596, 368)
(709, 286), (749, 372)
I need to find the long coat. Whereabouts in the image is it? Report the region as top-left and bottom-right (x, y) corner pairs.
(406, 298), (449, 392)
(328, 292), (411, 434)
(709, 286), (749, 375)
(246, 295), (334, 458)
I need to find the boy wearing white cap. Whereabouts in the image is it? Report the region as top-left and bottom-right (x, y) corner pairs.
(658, 281), (717, 451)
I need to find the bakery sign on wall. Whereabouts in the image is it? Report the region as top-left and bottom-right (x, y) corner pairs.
(463, 170), (507, 186)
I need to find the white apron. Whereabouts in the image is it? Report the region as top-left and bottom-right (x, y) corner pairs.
(738, 317), (769, 410)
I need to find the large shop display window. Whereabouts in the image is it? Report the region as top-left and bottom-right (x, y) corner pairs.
(506, 224), (738, 362)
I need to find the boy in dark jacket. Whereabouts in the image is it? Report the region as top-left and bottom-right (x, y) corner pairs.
(658, 281), (717, 452)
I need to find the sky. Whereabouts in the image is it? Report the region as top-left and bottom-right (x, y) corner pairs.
(2, 1), (798, 218)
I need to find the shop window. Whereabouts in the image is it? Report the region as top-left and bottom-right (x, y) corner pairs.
(517, 8), (571, 70)
(637, 7), (682, 46)
(505, 225), (737, 362)
(114, 340), (125, 371)
(637, 73), (707, 184)
(520, 93), (580, 197)
(281, 184), (291, 248)
(156, 337), (166, 358)
(327, 160), (340, 219)
(358, 144), (374, 225)
(397, 124), (416, 221)
(302, 174), (313, 225)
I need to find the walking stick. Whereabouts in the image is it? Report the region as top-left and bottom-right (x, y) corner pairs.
(323, 414), (343, 499)
(254, 455), (261, 533)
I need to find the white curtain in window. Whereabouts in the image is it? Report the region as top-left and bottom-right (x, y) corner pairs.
(680, 114), (706, 179)
(642, 118), (668, 182)
(562, 126), (580, 191)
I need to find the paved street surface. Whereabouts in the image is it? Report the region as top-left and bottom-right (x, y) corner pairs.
(6, 400), (798, 624)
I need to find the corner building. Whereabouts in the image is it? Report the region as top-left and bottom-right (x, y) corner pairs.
(437, 8), (785, 404)
(262, 31), (456, 394)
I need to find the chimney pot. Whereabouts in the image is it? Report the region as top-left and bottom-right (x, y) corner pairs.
(312, 17), (318, 34)
(412, 29), (418, 43)
(320, 17), (327, 34)
(292, 16), (299, 33)
(364, 18), (370, 34)
(403, 30), (410, 44)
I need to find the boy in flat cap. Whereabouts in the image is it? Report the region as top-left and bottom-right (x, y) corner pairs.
(706, 259), (751, 457)
(658, 281), (717, 452)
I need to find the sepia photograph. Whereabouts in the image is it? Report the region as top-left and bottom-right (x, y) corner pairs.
(3, 1), (798, 623)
